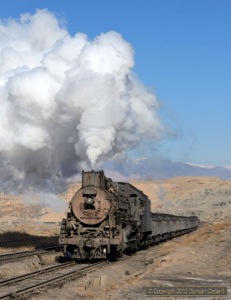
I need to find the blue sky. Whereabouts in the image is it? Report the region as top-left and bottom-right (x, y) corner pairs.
(1, 0), (231, 166)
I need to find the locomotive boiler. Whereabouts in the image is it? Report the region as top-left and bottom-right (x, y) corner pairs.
(59, 170), (199, 260)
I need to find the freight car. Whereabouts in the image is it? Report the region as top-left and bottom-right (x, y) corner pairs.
(59, 170), (199, 260)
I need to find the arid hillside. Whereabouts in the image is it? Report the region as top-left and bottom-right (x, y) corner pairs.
(0, 176), (231, 232)
(132, 176), (231, 221)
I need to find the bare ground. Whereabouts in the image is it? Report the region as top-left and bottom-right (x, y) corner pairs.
(0, 176), (231, 299)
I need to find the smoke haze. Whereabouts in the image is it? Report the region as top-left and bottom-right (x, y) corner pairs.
(0, 9), (163, 195)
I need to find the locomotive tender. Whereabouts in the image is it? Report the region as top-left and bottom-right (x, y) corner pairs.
(59, 170), (199, 260)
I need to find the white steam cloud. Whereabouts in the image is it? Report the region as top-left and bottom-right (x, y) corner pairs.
(0, 9), (163, 194)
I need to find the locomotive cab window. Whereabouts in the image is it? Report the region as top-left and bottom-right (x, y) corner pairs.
(130, 193), (137, 206)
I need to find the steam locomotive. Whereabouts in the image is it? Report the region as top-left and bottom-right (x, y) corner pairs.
(59, 170), (199, 260)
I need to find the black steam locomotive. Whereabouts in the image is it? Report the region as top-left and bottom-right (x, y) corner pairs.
(59, 170), (199, 260)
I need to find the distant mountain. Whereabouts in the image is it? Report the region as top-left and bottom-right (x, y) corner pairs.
(105, 159), (231, 181)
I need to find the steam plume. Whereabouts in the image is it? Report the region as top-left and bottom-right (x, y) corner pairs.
(0, 9), (163, 194)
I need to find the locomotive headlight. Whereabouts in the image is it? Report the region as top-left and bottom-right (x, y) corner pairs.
(84, 196), (95, 205)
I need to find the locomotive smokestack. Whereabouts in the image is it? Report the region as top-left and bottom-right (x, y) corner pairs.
(0, 9), (163, 199)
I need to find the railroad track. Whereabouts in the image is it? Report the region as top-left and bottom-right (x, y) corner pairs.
(0, 246), (61, 264)
(0, 260), (107, 299)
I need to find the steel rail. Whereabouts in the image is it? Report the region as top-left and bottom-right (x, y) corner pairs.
(0, 261), (107, 299)
(0, 246), (61, 264)
(0, 261), (75, 287)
